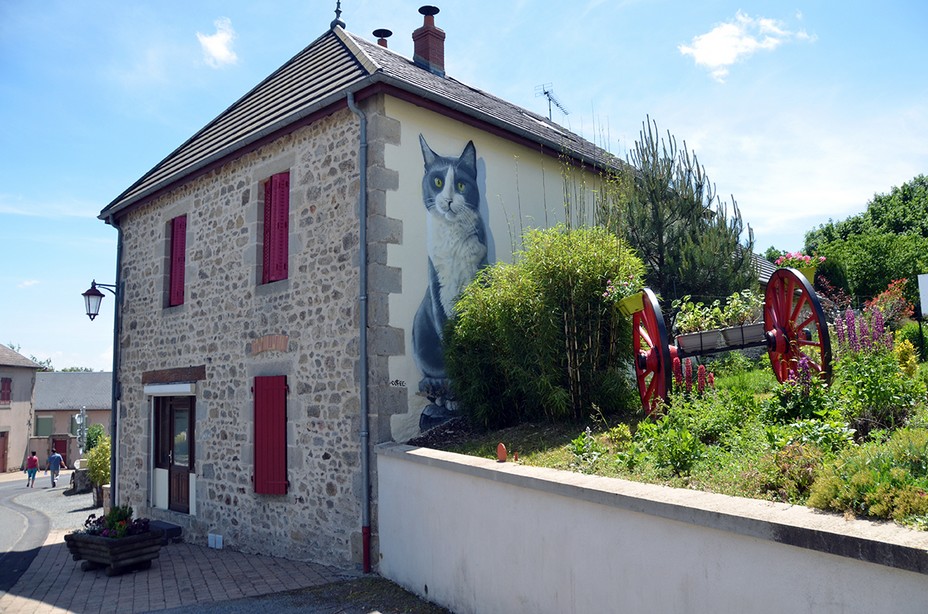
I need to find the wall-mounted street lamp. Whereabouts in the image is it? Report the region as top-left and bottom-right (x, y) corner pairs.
(82, 278), (120, 508)
(82, 280), (117, 321)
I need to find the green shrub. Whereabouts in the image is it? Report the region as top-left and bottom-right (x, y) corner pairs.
(87, 435), (110, 486)
(896, 339), (919, 377)
(661, 390), (746, 447)
(832, 350), (925, 437)
(765, 419), (854, 454)
(763, 357), (832, 423)
(627, 418), (705, 477)
(446, 225), (644, 428)
(85, 424), (105, 452)
(706, 352), (761, 378)
(808, 428), (928, 522)
(896, 322), (927, 362)
(771, 442), (826, 503)
(568, 427), (608, 472)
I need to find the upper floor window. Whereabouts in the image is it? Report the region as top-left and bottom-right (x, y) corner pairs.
(262, 172), (290, 284)
(35, 415), (53, 437)
(0, 377), (11, 405)
(169, 215), (187, 306)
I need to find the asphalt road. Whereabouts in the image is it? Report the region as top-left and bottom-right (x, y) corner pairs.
(0, 478), (50, 592)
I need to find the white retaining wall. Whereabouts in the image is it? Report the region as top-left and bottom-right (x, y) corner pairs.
(377, 444), (928, 614)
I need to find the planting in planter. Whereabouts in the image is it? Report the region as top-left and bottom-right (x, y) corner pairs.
(65, 505), (163, 576)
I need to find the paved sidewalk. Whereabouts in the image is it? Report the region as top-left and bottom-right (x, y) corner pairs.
(0, 470), (447, 613)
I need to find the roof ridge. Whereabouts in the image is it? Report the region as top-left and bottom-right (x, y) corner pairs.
(336, 28), (381, 75)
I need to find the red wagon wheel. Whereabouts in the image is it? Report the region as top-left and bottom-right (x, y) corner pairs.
(633, 288), (673, 415)
(763, 267), (832, 383)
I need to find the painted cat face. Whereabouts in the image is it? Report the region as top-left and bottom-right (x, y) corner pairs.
(419, 135), (479, 221)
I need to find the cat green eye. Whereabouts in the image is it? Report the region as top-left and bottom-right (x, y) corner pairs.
(433, 177), (443, 188)
(456, 181), (465, 193)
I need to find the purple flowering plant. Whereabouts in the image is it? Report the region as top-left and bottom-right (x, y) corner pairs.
(77, 505), (151, 539)
(834, 307), (892, 354)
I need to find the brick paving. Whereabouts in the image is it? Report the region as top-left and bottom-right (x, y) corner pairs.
(0, 472), (356, 613)
(0, 528), (353, 613)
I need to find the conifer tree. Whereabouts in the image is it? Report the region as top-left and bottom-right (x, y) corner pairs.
(619, 117), (755, 302)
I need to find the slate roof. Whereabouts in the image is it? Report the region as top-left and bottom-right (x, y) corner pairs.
(752, 253), (778, 285)
(0, 345), (42, 369)
(33, 372), (112, 411)
(101, 26), (617, 220)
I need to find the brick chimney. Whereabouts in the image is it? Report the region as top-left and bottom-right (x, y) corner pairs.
(412, 6), (445, 77)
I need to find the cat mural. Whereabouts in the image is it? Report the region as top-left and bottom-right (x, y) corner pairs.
(413, 134), (489, 430)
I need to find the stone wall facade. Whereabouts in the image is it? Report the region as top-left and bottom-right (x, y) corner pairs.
(114, 104), (388, 566)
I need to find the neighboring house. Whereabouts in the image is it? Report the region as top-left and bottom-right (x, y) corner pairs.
(97, 8), (614, 568)
(31, 371), (112, 468)
(0, 345), (42, 473)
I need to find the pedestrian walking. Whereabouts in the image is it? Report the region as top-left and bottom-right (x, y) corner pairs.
(25, 451), (39, 487)
(46, 449), (66, 487)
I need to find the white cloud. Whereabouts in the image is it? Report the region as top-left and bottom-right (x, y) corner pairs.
(18, 280), (40, 288)
(197, 17), (238, 68)
(0, 194), (100, 218)
(678, 11), (811, 82)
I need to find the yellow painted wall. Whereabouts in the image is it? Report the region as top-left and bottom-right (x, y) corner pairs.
(383, 97), (605, 440)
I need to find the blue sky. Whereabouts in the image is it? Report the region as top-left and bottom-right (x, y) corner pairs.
(2, 1), (926, 370)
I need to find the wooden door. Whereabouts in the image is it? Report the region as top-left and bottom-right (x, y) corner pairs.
(155, 396), (194, 513)
(53, 438), (68, 467)
(0, 431), (7, 472)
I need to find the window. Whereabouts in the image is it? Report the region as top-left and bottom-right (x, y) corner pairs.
(169, 215), (187, 306)
(0, 377), (10, 405)
(262, 172), (290, 284)
(253, 375), (288, 494)
(35, 415), (53, 437)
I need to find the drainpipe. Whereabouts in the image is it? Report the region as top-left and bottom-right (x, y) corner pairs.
(106, 215), (124, 509)
(346, 91), (371, 573)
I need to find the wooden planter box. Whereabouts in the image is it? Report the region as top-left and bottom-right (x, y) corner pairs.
(64, 528), (164, 576)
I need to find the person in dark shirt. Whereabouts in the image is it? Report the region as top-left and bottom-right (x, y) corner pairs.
(47, 450), (66, 487)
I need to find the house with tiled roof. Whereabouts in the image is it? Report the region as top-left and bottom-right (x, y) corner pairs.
(98, 6), (616, 569)
(0, 344), (42, 473)
(30, 371), (112, 468)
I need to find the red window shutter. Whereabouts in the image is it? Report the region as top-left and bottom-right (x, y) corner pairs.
(169, 215), (187, 306)
(254, 375), (287, 494)
(0, 378), (10, 403)
(262, 179), (273, 284)
(262, 172), (289, 283)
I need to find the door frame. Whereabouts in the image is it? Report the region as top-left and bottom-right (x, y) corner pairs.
(145, 382), (197, 515)
(155, 396), (194, 513)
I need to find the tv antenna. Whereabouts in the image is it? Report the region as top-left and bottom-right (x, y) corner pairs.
(535, 83), (569, 121)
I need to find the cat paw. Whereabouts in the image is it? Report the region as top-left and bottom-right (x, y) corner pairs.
(419, 404), (456, 431)
(418, 377), (451, 400)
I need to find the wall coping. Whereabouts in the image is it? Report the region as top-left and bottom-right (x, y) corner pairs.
(377, 443), (928, 575)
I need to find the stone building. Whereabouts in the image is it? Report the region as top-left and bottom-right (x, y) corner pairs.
(0, 344), (42, 473)
(99, 8), (613, 569)
(30, 371), (112, 467)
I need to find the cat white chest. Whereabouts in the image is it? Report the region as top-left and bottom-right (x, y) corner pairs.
(427, 209), (486, 317)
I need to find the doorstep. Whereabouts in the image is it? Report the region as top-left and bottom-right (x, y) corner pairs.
(149, 520), (183, 545)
